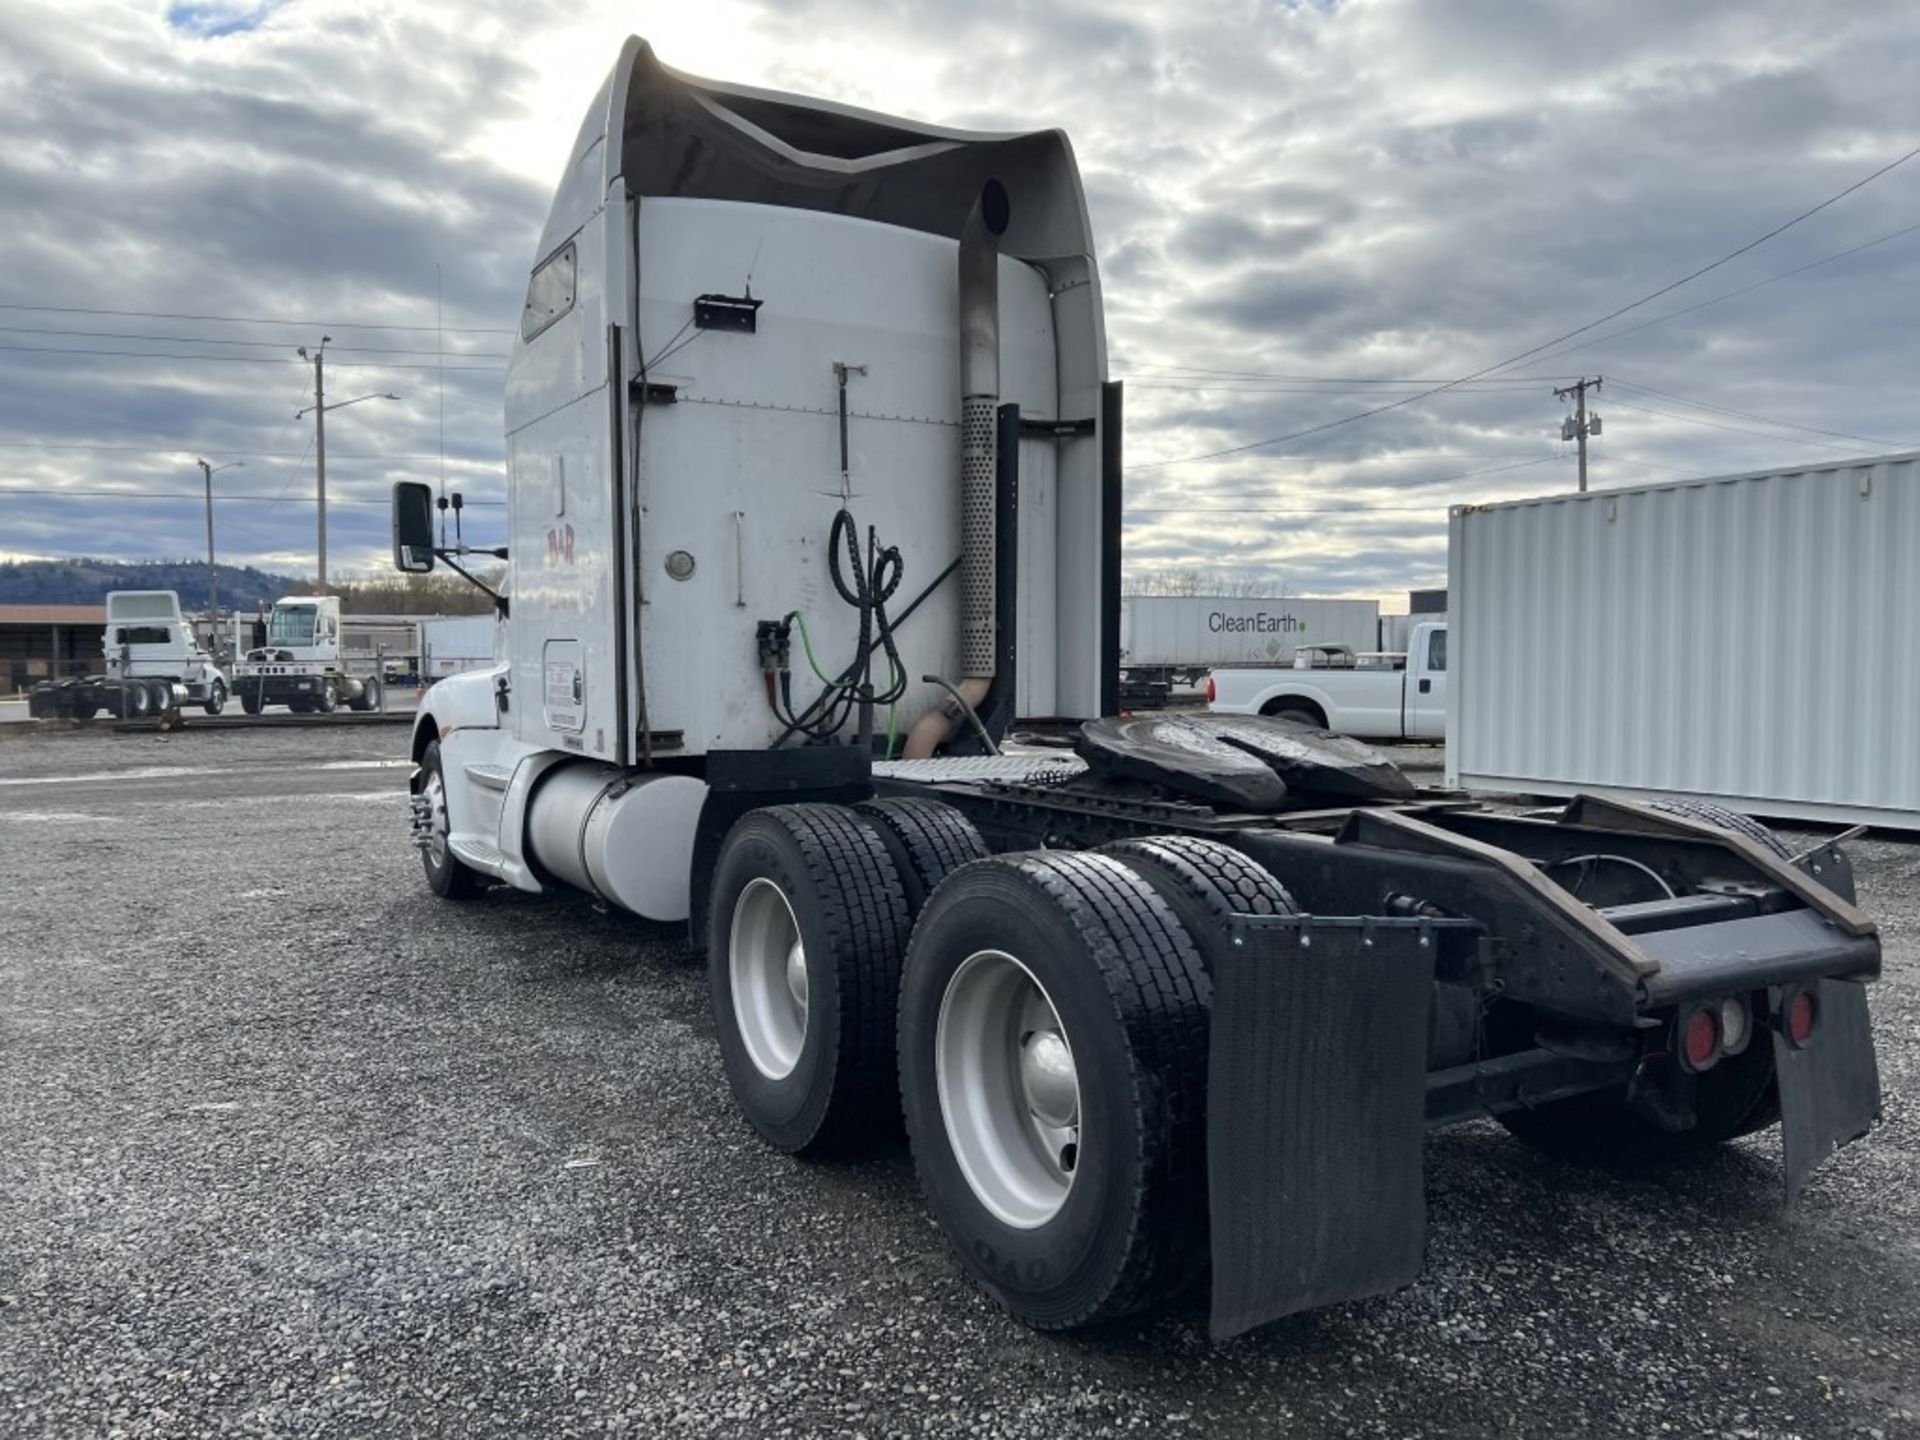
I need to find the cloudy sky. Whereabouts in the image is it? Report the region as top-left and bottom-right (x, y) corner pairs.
(3, 0), (1918, 605)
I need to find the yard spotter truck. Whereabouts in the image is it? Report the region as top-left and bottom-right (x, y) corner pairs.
(233, 596), (385, 715)
(392, 39), (1884, 1340)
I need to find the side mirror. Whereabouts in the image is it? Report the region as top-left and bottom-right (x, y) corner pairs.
(392, 481), (436, 573)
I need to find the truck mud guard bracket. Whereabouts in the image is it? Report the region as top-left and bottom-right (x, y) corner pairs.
(1558, 793), (1874, 936)
(1207, 914), (1450, 1340)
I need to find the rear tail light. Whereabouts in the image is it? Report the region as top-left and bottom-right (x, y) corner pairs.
(1718, 996), (1752, 1056)
(1679, 1005), (1721, 1071)
(1205, 674), (1217, 704)
(1782, 987), (1819, 1048)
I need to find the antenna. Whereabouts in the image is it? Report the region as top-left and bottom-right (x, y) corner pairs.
(744, 236), (764, 299)
(436, 262), (447, 543)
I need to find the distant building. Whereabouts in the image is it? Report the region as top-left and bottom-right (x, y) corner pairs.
(0, 604), (106, 693)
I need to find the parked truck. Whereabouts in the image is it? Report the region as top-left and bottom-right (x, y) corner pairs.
(27, 590), (228, 719)
(389, 39), (1882, 1341)
(1207, 620), (1448, 742)
(1119, 594), (1378, 702)
(232, 596), (385, 715)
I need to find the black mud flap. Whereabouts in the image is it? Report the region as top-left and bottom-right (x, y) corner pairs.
(1207, 916), (1435, 1340)
(1776, 978), (1881, 1205)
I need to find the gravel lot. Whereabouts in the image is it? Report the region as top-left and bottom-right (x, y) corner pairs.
(1, 723), (1914, 1438)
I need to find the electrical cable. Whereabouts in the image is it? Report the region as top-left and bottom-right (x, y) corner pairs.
(1599, 396), (1884, 453)
(1521, 218), (1920, 369)
(0, 343), (504, 371)
(0, 324), (506, 359)
(1607, 378), (1914, 450)
(0, 301), (511, 333)
(1134, 144), (1920, 471)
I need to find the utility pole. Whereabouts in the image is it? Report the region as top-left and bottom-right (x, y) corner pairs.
(295, 338), (398, 593)
(1554, 376), (1603, 491)
(196, 458), (243, 622)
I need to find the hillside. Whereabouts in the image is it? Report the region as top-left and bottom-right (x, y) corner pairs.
(0, 559), (303, 611)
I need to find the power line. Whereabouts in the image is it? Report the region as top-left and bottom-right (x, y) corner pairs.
(1523, 219), (1920, 367)
(1607, 378), (1914, 450)
(1133, 142), (1920, 471)
(0, 343), (504, 371)
(1124, 456), (1566, 513)
(0, 486), (504, 505)
(1117, 364), (1566, 386)
(0, 323), (507, 359)
(0, 301), (512, 335)
(0, 440), (500, 460)
(1601, 396), (1886, 452)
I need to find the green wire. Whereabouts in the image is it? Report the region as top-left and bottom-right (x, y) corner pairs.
(790, 608), (904, 756)
(787, 610), (847, 689)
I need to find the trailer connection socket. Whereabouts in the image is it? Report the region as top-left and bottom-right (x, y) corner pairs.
(756, 618), (792, 675)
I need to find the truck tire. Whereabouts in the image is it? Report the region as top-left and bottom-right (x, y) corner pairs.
(73, 694), (98, 721)
(348, 676), (382, 713)
(898, 851), (1210, 1330)
(708, 804), (910, 1155)
(146, 679), (174, 714)
(853, 798), (990, 918)
(1647, 798), (1794, 860)
(1100, 834), (1297, 974)
(124, 682), (151, 718)
(240, 685), (263, 716)
(204, 678), (227, 717)
(419, 740), (481, 900)
(1262, 700), (1325, 728)
(314, 680), (340, 714)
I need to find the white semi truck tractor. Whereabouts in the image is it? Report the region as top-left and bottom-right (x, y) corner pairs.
(28, 590), (229, 719)
(393, 38), (1883, 1339)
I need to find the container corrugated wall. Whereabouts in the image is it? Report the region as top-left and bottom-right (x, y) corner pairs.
(1448, 453), (1920, 828)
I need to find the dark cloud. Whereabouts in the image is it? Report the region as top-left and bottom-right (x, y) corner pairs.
(3, 0), (1919, 602)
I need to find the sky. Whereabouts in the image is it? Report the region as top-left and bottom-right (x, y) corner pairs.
(3, 0), (1919, 607)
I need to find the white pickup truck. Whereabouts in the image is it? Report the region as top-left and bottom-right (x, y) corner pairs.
(1207, 621), (1447, 741)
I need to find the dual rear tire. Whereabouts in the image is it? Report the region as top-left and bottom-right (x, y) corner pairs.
(708, 804), (1280, 1328)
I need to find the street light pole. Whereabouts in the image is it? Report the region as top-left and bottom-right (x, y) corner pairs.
(296, 338), (397, 592)
(196, 458), (243, 622)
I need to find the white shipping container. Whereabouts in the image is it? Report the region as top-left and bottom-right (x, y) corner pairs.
(1120, 596), (1380, 672)
(423, 615), (500, 677)
(1448, 453), (1920, 828)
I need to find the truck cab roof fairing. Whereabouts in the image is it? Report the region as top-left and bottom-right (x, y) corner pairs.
(531, 37), (1100, 269)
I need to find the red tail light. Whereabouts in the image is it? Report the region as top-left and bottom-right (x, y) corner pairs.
(1205, 674), (1217, 704)
(1784, 988), (1818, 1047)
(1680, 1006), (1721, 1071)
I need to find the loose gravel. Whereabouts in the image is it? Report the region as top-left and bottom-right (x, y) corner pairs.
(0, 724), (1914, 1438)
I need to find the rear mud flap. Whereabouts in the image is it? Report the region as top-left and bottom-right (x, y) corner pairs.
(1207, 917), (1435, 1340)
(1777, 978), (1881, 1205)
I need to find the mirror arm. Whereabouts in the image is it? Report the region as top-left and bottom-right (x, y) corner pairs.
(436, 549), (510, 618)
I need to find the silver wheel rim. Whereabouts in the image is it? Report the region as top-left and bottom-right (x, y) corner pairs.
(424, 770), (450, 867)
(730, 878), (808, 1081)
(936, 950), (1080, 1229)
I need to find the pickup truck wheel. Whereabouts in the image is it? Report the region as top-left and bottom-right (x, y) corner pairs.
(314, 680), (340, 714)
(709, 804), (910, 1155)
(1100, 835), (1296, 974)
(203, 679), (227, 717)
(419, 740), (480, 899)
(853, 798), (990, 919)
(898, 852), (1210, 1330)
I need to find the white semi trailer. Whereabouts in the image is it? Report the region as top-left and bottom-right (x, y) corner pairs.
(391, 39), (1883, 1339)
